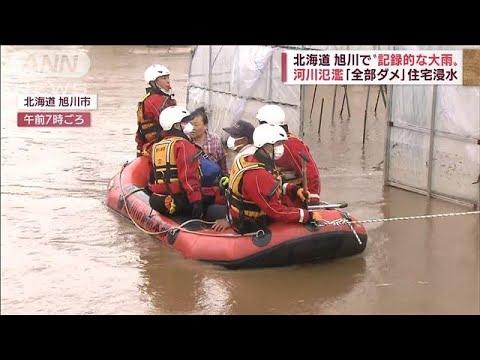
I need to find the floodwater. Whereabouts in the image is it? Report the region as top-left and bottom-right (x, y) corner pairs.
(1, 46), (479, 315)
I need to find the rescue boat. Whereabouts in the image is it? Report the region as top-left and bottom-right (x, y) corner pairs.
(105, 156), (368, 269)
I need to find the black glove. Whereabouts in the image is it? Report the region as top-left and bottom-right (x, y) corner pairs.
(191, 201), (204, 219)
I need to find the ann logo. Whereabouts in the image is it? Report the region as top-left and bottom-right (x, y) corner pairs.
(22, 50), (90, 78)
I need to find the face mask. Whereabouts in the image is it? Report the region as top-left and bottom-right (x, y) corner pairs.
(226, 136), (242, 151)
(273, 144), (284, 160)
(182, 122), (193, 135)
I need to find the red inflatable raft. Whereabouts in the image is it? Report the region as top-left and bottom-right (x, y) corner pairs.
(105, 157), (368, 269)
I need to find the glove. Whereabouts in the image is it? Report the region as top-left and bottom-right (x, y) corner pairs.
(219, 176), (229, 194)
(220, 176), (229, 188)
(191, 201), (204, 219)
(291, 186), (310, 202)
(164, 195), (176, 215)
(311, 211), (322, 222)
(297, 188), (310, 202)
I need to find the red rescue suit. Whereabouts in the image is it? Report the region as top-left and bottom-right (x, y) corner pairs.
(227, 154), (314, 234)
(275, 133), (321, 207)
(135, 88), (176, 156)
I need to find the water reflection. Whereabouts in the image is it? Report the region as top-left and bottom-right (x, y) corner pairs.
(3, 45), (478, 315)
(136, 236), (367, 315)
(372, 186), (480, 314)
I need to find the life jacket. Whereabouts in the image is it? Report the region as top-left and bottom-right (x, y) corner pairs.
(227, 156), (282, 218)
(136, 92), (172, 143)
(151, 136), (183, 185)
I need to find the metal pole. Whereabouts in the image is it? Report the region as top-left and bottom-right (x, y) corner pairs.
(309, 85), (317, 122)
(374, 85), (381, 114)
(211, 46), (223, 69)
(362, 86), (371, 145)
(318, 98), (324, 136)
(208, 46), (212, 109)
(381, 85), (387, 107)
(427, 85), (438, 198)
(345, 85), (351, 118)
(478, 172), (480, 210)
(383, 85), (394, 186)
(267, 51), (273, 101)
(384, 47), (395, 186)
(185, 46), (196, 107)
(340, 85), (350, 119)
(375, 85), (387, 115)
(299, 85), (306, 139)
(331, 85), (338, 123)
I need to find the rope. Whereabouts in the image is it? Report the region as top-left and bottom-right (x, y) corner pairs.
(170, 219), (260, 238)
(314, 210), (479, 246)
(117, 161), (479, 240)
(314, 210), (480, 228)
(117, 161), (259, 238)
(119, 160), (171, 235)
(350, 211), (480, 225)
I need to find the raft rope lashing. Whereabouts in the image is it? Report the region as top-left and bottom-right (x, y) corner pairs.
(314, 210), (480, 245)
(117, 160), (261, 238)
(118, 161), (480, 240)
(314, 210), (480, 227)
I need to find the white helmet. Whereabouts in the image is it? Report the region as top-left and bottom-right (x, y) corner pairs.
(253, 123), (287, 148)
(256, 104), (286, 126)
(159, 106), (190, 131)
(144, 64), (171, 84)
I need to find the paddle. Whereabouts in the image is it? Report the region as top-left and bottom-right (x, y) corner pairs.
(299, 152), (310, 209)
(308, 202), (349, 210)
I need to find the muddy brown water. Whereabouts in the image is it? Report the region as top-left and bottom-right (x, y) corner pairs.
(1, 46), (478, 314)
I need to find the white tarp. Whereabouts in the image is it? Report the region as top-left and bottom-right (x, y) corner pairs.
(385, 46), (480, 206)
(187, 46), (301, 140)
(186, 45), (398, 137)
(187, 45), (480, 207)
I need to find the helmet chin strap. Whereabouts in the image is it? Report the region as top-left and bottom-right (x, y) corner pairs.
(159, 87), (172, 95)
(150, 81), (172, 95)
(259, 146), (275, 162)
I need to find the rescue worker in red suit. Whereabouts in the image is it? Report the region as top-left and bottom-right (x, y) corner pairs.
(136, 64), (177, 157)
(256, 104), (321, 207)
(147, 106), (204, 219)
(224, 123), (323, 235)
